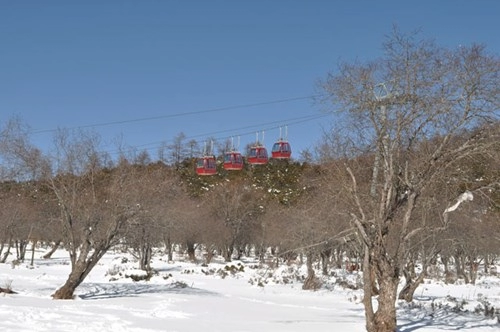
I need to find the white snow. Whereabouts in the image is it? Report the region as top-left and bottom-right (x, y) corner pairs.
(445, 191), (474, 213)
(0, 248), (499, 332)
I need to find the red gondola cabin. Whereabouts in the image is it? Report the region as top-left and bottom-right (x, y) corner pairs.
(196, 156), (217, 175)
(247, 145), (268, 165)
(271, 140), (291, 159)
(223, 151), (244, 171)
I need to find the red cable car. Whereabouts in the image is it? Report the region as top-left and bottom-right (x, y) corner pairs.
(223, 151), (244, 170)
(271, 126), (292, 159)
(247, 144), (268, 165)
(247, 132), (269, 165)
(196, 140), (217, 176)
(223, 137), (244, 171)
(196, 155), (217, 176)
(271, 140), (292, 159)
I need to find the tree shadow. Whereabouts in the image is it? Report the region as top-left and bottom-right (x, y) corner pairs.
(78, 282), (220, 300)
(397, 301), (497, 331)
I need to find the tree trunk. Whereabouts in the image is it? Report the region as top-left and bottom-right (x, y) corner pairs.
(398, 268), (425, 302)
(30, 240), (36, 266)
(372, 275), (399, 332)
(302, 252), (321, 290)
(223, 246), (232, 262)
(52, 242), (108, 300)
(43, 240), (61, 259)
(441, 255), (449, 275)
(454, 253), (470, 283)
(235, 246), (243, 260)
(0, 238), (13, 263)
(52, 270), (85, 299)
(320, 249), (331, 276)
(52, 258), (99, 299)
(138, 243), (152, 271)
(16, 240), (28, 261)
(257, 244), (266, 263)
(468, 261), (479, 285)
(370, 263), (379, 296)
(333, 248), (343, 269)
(204, 248), (214, 264)
(186, 241), (196, 262)
(362, 246), (376, 332)
(223, 242), (234, 262)
(483, 255), (490, 274)
(364, 245), (399, 332)
(164, 236), (173, 261)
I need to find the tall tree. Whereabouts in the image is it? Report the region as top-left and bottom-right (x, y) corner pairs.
(0, 117), (49, 181)
(124, 162), (186, 271)
(206, 179), (264, 262)
(48, 130), (139, 299)
(163, 132), (200, 167)
(318, 29), (499, 332)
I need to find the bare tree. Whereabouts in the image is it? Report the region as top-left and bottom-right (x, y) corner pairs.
(124, 161), (186, 271)
(319, 28), (499, 332)
(206, 179), (263, 262)
(175, 197), (209, 262)
(48, 130), (139, 299)
(0, 182), (36, 263)
(0, 117), (50, 181)
(162, 132), (200, 167)
(0, 117), (53, 265)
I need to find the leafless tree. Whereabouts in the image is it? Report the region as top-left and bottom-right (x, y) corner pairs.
(205, 179), (264, 262)
(0, 117), (51, 181)
(0, 118), (53, 264)
(172, 194), (210, 262)
(47, 130), (140, 299)
(318, 28), (499, 332)
(123, 161), (187, 271)
(0, 182), (33, 263)
(161, 132), (200, 167)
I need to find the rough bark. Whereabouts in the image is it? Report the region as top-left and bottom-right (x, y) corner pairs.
(30, 240), (36, 267)
(362, 246), (376, 332)
(302, 252), (321, 290)
(365, 244), (400, 332)
(52, 241), (108, 299)
(0, 238), (12, 263)
(186, 241), (196, 262)
(43, 240), (61, 259)
(320, 248), (331, 276)
(398, 269), (425, 302)
(373, 275), (399, 332)
(138, 244), (152, 271)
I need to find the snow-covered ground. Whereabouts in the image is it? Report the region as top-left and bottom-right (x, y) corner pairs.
(0, 248), (499, 332)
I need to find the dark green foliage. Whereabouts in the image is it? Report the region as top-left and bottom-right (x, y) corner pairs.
(177, 156), (306, 205)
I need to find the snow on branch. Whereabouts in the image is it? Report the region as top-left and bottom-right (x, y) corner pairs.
(444, 191), (473, 213)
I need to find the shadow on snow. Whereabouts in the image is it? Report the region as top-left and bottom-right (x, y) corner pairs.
(397, 297), (498, 331)
(78, 282), (220, 300)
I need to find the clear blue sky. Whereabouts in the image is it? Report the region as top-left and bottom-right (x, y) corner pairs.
(1, 1), (499, 160)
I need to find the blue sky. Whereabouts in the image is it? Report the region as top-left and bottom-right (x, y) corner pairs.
(1, 1), (499, 160)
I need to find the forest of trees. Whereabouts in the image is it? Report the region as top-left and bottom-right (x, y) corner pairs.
(1, 30), (499, 332)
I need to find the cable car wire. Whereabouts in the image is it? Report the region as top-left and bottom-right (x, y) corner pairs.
(29, 94), (323, 134)
(105, 113), (328, 156)
(24, 93), (329, 158)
